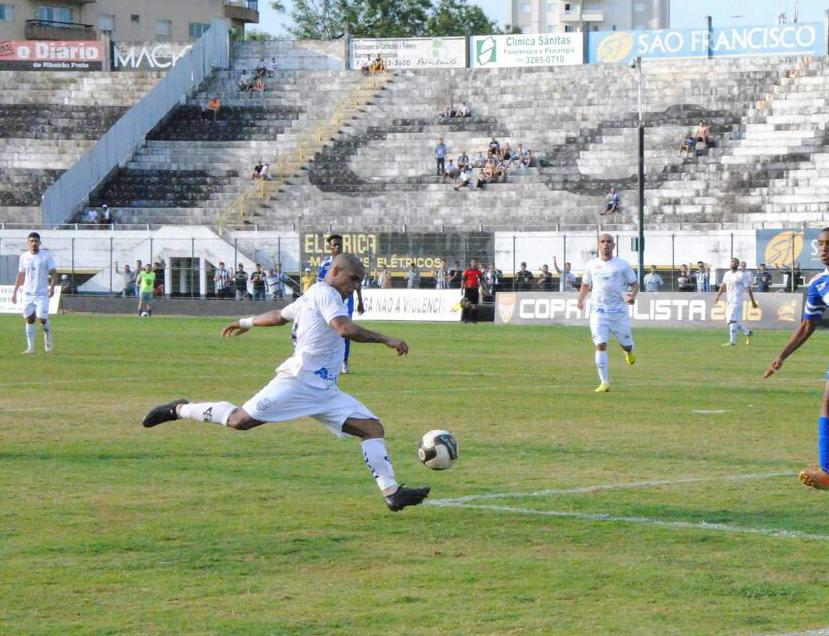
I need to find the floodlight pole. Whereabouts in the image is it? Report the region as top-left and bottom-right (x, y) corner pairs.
(635, 56), (645, 288)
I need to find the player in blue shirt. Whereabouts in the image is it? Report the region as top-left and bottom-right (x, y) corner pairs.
(765, 226), (829, 489)
(317, 234), (364, 374)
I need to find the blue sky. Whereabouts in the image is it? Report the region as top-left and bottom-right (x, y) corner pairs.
(256, 0), (825, 35)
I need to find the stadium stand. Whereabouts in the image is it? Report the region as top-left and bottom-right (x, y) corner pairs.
(0, 70), (162, 225)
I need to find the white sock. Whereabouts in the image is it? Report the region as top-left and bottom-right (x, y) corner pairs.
(729, 323), (737, 344)
(179, 401), (237, 426)
(595, 350), (609, 384)
(361, 438), (398, 495)
(25, 323), (35, 350)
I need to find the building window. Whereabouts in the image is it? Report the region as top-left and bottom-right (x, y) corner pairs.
(521, 3), (531, 13)
(37, 6), (72, 24)
(0, 4), (14, 21)
(564, 24), (574, 32)
(189, 22), (210, 39)
(98, 14), (115, 33)
(131, 14), (140, 23)
(633, 2), (646, 11)
(156, 19), (172, 40)
(590, 24), (599, 31)
(564, 2), (571, 12)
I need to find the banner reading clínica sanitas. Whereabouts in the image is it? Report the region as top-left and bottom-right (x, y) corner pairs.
(471, 33), (583, 68)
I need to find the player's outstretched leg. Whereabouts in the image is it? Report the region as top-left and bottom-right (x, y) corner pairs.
(800, 416), (829, 489)
(594, 346), (609, 392)
(23, 314), (36, 354)
(622, 345), (636, 365)
(142, 399), (190, 427)
(42, 318), (53, 352)
(346, 417), (430, 511)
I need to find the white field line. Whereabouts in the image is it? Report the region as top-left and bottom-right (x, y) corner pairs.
(692, 409), (729, 414)
(766, 629), (829, 636)
(430, 471), (792, 504)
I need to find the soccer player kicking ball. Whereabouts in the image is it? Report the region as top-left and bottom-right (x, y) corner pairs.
(577, 233), (638, 393)
(715, 256), (758, 346)
(142, 254), (429, 512)
(765, 226), (829, 490)
(12, 232), (57, 354)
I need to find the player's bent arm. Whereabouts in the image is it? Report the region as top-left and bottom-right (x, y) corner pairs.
(576, 282), (591, 309)
(222, 308), (290, 337)
(356, 286), (365, 315)
(329, 316), (408, 355)
(714, 283), (726, 303)
(12, 271), (24, 302)
(764, 318), (816, 378)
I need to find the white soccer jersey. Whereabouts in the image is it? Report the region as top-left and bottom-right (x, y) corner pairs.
(722, 270), (750, 306)
(583, 257), (637, 313)
(18, 249), (56, 295)
(278, 282), (349, 384)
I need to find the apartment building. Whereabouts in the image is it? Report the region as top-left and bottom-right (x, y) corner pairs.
(0, 0), (258, 41)
(511, 0), (670, 34)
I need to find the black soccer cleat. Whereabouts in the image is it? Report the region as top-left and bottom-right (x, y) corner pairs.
(384, 485), (431, 512)
(142, 399), (189, 428)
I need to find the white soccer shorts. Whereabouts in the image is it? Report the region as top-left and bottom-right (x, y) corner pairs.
(21, 293), (49, 320)
(242, 371), (377, 438)
(726, 301), (743, 323)
(590, 309), (634, 347)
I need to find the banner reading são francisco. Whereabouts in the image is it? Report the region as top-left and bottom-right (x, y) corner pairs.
(589, 23), (825, 64)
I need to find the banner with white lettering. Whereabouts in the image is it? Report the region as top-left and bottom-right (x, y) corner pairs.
(112, 42), (193, 70)
(0, 40), (105, 70)
(471, 33), (582, 68)
(355, 289), (463, 322)
(495, 292), (802, 329)
(350, 37), (466, 69)
(0, 285), (62, 314)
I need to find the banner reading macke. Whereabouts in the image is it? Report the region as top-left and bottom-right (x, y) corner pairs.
(112, 42), (192, 70)
(0, 40), (105, 70)
(349, 37), (465, 69)
(495, 292), (802, 329)
(471, 33), (583, 68)
(354, 289), (463, 322)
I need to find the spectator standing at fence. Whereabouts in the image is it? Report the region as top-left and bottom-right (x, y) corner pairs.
(482, 264), (499, 302)
(251, 265), (267, 301)
(269, 264), (288, 300)
(234, 264), (249, 301)
(695, 261), (710, 293)
(214, 261), (231, 298)
(434, 138), (447, 177)
(643, 265), (663, 292)
(676, 264), (694, 291)
(577, 233), (638, 393)
(448, 261), (462, 289)
(553, 257), (577, 292)
(715, 257), (758, 347)
(755, 263), (772, 292)
(378, 266), (392, 289)
(121, 264), (133, 298)
(515, 262), (534, 291)
(461, 258), (483, 323)
(434, 259), (448, 289)
(133, 260), (143, 297)
(538, 264), (554, 291)
(301, 267), (315, 294)
(406, 264), (421, 289)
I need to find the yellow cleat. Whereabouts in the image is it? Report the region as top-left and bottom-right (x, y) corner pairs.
(745, 330), (753, 346)
(799, 466), (829, 490)
(594, 382), (610, 393)
(625, 351), (636, 365)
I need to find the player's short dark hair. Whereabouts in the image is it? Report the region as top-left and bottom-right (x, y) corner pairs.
(821, 227), (829, 235)
(28, 231), (40, 240)
(326, 234), (343, 244)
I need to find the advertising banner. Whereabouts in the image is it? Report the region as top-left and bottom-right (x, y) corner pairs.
(756, 228), (822, 269)
(0, 40), (105, 70)
(355, 289), (463, 322)
(349, 37), (466, 69)
(471, 33), (583, 68)
(495, 292), (802, 329)
(112, 42), (192, 70)
(0, 285), (62, 314)
(588, 23), (824, 64)
(302, 231), (494, 275)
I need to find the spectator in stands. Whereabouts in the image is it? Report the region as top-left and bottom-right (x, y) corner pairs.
(133, 260), (143, 297)
(234, 263), (249, 300)
(695, 120), (711, 146)
(499, 142), (512, 163)
(677, 264), (694, 291)
(247, 76), (265, 97)
(255, 57), (267, 77)
(454, 166), (472, 191)
(434, 138), (447, 177)
(267, 57), (278, 77)
(434, 259), (448, 289)
(406, 263), (421, 289)
(267, 265), (288, 300)
(679, 131), (695, 157)
(457, 151), (469, 170)
(442, 159), (459, 184)
(250, 160), (264, 182)
(251, 264), (267, 300)
(643, 265), (663, 292)
(472, 151), (486, 168)
(538, 264), (554, 291)
(205, 96), (221, 123)
(457, 101), (471, 117)
(121, 264), (133, 298)
(475, 166), (490, 190)
(441, 101), (455, 118)
(367, 54), (386, 74)
(602, 187), (621, 215)
(755, 263), (772, 292)
(515, 262), (534, 291)
(100, 204), (112, 225)
(448, 261), (462, 289)
(553, 257), (577, 292)
(214, 261), (231, 297)
(259, 163), (272, 181)
(488, 137), (500, 155)
(378, 266), (392, 288)
(482, 264), (499, 301)
(86, 207), (99, 224)
(522, 149), (534, 168)
(237, 70), (251, 91)
(696, 261), (711, 292)
(301, 267), (315, 293)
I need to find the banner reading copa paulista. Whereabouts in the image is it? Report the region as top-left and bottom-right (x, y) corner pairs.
(471, 33), (583, 68)
(349, 37), (466, 69)
(589, 23), (824, 64)
(495, 292), (802, 329)
(0, 40), (105, 70)
(354, 289), (463, 322)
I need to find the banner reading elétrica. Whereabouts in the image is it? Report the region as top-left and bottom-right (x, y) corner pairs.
(589, 23), (825, 64)
(349, 37), (466, 69)
(471, 33), (583, 68)
(0, 40), (105, 70)
(495, 292), (802, 329)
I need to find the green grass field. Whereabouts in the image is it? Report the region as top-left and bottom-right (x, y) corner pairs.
(2, 314), (829, 635)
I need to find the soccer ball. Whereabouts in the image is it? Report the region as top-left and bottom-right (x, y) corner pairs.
(417, 429), (458, 470)
(140, 311), (149, 318)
